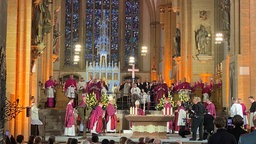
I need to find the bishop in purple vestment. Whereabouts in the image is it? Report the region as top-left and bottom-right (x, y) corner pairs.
(88, 79), (102, 101)
(64, 75), (77, 98)
(154, 81), (168, 104)
(204, 96), (216, 118)
(105, 96), (117, 132)
(64, 99), (76, 136)
(45, 76), (56, 107)
(89, 103), (104, 134)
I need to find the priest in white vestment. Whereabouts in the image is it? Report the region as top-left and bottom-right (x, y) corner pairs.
(230, 97), (243, 118)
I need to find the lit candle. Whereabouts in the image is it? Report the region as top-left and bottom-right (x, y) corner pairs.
(163, 107), (166, 115)
(170, 107), (173, 116)
(132, 107), (134, 115)
(130, 107), (132, 115)
(167, 107), (170, 115)
(135, 107), (138, 115)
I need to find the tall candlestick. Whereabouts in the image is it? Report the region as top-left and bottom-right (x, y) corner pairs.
(143, 98), (146, 114)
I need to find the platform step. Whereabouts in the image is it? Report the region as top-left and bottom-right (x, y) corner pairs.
(39, 109), (66, 136)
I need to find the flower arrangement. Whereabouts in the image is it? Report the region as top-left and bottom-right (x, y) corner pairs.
(86, 92), (98, 109)
(100, 92), (109, 110)
(168, 92), (175, 107)
(155, 94), (175, 110)
(155, 96), (166, 110)
(178, 89), (190, 102)
(178, 89), (192, 110)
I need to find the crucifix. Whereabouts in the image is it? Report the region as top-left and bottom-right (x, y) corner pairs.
(128, 64), (139, 83)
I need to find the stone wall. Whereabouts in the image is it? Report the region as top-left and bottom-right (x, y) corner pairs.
(191, 0), (215, 82)
(0, 0), (7, 143)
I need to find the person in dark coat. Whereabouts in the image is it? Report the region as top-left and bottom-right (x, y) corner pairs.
(239, 115), (256, 144)
(208, 116), (237, 144)
(228, 115), (247, 143)
(203, 110), (214, 140)
(189, 96), (205, 141)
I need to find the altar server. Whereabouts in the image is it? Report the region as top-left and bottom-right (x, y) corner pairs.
(177, 100), (187, 138)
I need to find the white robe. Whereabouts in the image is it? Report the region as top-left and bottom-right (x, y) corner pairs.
(65, 86), (76, 98)
(46, 87), (54, 98)
(130, 87), (141, 96)
(177, 109), (186, 126)
(31, 103), (43, 125)
(139, 92), (150, 104)
(250, 112), (256, 127)
(106, 116), (116, 132)
(230, 103), (243, 118)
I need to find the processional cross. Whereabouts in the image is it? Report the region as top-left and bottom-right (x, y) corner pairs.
(128, 64), (139, 83)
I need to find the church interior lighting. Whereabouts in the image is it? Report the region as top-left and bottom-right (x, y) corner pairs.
(74, 44), (81, 52)
(215, 33), (223, 44)
(129, 56), (135, 65)
(73, 44), (81, 64)
(141, 46), (148, 56)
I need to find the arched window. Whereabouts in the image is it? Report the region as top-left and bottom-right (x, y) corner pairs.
(85, 0), (119, 63)
(64, 0), (140, 67)
(124, 0), (140, 65)
(64, 0), (80, 65)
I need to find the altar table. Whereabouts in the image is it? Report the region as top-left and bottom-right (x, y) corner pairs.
(125, 115), (174, 139)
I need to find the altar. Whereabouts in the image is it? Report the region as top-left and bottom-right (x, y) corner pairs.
(125, 115), (174, 139)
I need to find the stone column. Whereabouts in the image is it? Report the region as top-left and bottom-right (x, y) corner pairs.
(180, 0), (192, 82)
(150, 21), (160, 81)
(0, 0), (7, 143)
(160, 5), (176, 86)
(6, 0), (32, 140)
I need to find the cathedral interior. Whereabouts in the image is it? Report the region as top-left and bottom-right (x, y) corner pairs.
(0, 0), (256, 142)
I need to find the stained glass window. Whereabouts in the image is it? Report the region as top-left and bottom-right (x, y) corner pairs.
(64, 0), (80, 65)
(85, 0), (119, 63)
(64, 0), (139, 67)
(124, 0), (140, 65)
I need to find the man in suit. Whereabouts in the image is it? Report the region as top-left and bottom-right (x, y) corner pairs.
(238, 115), (256, 144)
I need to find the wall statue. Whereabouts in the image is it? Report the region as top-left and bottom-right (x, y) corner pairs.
(174, 28), (181, 57)
(195, 25), (211, 55)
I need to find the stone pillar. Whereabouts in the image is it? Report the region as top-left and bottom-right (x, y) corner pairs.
(180, 0), (192, 82)
(160, 5), (176, 86)
(6, 0), (32, 140)
(0, 0), (7, 143)
(150, 22), (160, 81)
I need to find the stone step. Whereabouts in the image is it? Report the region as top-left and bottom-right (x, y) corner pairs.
(39, 109), (66, 136)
